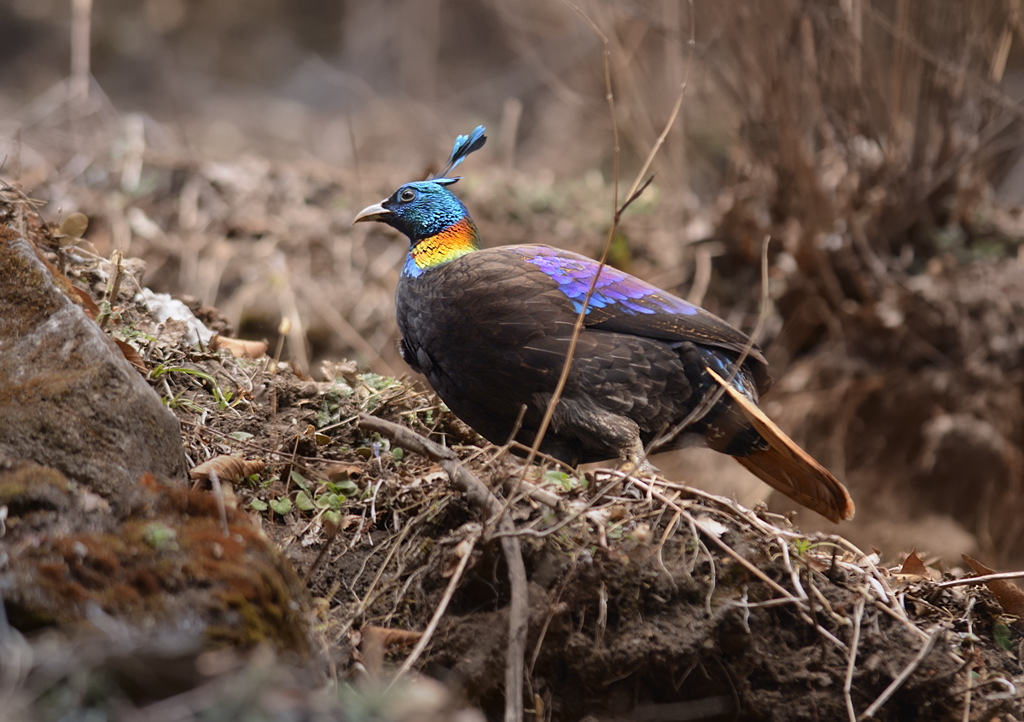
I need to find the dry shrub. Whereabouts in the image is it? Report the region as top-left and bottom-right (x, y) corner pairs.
(707, 0), (1012, 268)
(521, 1), (1024, 562)
(700, 0), (1024, 563)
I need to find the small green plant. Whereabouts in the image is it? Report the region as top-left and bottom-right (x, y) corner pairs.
(142, 521), (178, 550)
(316, 388), (346, 428)
(269, 497), (292, 516)
(94, 299), (119, 328)
(248, 467), (360, 527)
(359, 372), (402, 413)
(160, 389), (206, 413)
(114, 325), (157, 346)
(295, 491), (315, 511)
(359, 372), (401, 392)
(993, 622), (1013, 652)
(150, 363), (241, 411)
(543, 468), (586, 491)
(791, 538), (813, 557)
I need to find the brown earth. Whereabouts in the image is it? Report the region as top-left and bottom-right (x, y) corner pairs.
(1, 168), (1022, 719)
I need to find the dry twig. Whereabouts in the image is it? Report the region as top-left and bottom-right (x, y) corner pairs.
(844, 595), (866, 722)
(357, 414), (527, 722)
(860, 625), (944, 719)
(388, 527), (479, 686)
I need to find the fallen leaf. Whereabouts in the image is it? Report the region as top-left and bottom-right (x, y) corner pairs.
(362, 625), (423, 650)
(68, 285), (102, 318)
(57, 212), (89, 241)
(694, 515), (729, 539)
(891, 548), (943, 585)
(900, 549), (928, 577)
(114, 338), (147, 373)
(325, 463), (363, 481)
(190, 455), (266, 484)
(210, 334), (268, 359)
(442, 537), (480, 577)
(79, 489), (110, 513)
(360, 625), (424, 679)
(963, 554), (1024, 623)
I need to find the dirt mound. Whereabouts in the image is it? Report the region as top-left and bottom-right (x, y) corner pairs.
(2, 188), (1021, 720)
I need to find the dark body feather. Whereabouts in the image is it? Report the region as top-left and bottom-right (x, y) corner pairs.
(396, 244), (767, 465)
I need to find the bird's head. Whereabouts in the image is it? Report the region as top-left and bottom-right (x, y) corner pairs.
(354, 126), (487, 272)
(353, 179), (471, 243)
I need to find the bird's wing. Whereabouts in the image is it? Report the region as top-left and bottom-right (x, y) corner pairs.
(511, 245), (768, 370)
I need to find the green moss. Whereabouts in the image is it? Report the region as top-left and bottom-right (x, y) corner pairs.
(6, 484), (310, 655)
(0, 464), (70, 513)
(141, 521), (179, 550)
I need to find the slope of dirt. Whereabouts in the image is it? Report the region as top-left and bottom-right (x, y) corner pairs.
(2, 183), (1023, 721)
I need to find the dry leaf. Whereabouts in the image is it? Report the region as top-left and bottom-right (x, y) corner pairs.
(362, 624), (423, 650)
(442, 537), (480, 577)
(900, 549), (928, 576)
(58, 212), (89, 240)
(79, 489), (110, 513)
(694, 515), (730, 539)
(963, 554), (1024, 622)
(68, 285), (102, 318)
(190, 455), (265, 484)
(892, 548), (942, 584)
(360, 624), (424, 679)
(325, 463), (363, 481)
(114, 338), (147, 374)
(210, 334), (268, 359)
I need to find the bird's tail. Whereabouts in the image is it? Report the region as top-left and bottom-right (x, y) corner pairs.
(705, 367), (855, 523)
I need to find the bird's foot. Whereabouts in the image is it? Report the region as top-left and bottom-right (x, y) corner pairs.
(617, 454), (657, 478)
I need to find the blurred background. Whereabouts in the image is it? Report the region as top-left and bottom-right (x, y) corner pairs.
(2, 0), (1023, 565)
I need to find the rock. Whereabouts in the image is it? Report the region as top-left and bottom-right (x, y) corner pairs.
(1, 463), (311, 655)
(0, 227), (310, 656)
(0, 228), (186, 498)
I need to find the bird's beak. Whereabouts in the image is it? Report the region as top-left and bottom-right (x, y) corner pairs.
(353, 201), (392, 224)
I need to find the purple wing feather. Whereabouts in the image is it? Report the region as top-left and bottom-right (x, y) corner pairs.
(512, 245), (769, 372)
(517, 245), (699, 316)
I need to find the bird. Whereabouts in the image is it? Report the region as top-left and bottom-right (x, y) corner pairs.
(354, 126), (854, 523)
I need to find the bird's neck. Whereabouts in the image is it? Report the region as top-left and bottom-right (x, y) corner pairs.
(403, 216), (480, 277)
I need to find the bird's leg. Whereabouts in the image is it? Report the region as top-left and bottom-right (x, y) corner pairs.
(550, 398), (657, 476)
(616, 436), (658, 477)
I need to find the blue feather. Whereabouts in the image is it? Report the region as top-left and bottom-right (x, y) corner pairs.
(431, 125), (487, 182)
(515, 246), (700, 317)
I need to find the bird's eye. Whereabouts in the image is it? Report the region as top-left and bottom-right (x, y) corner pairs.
(399, 188), (416, 202)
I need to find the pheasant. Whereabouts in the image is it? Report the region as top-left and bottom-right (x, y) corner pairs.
(354, 126), (854, 522)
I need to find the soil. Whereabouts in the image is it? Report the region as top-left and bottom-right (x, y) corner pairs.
(2, 174), (1023, 720)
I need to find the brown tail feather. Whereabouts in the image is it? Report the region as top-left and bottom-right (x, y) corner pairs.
(705, 367), (855, 523)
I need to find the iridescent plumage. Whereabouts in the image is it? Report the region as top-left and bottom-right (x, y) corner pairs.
(517, 246), (699, 317)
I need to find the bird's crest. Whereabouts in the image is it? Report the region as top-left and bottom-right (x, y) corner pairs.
(430, 125), (487, 185)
